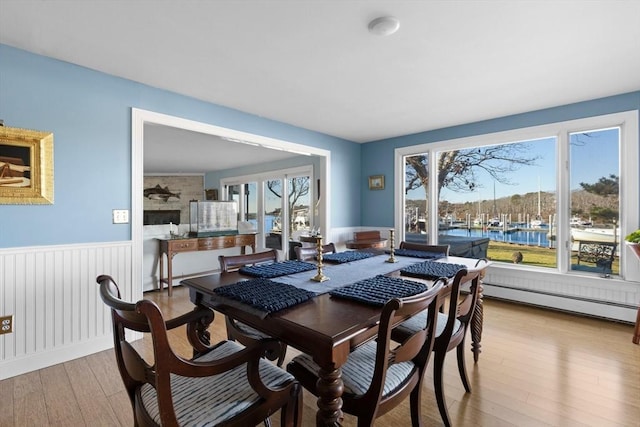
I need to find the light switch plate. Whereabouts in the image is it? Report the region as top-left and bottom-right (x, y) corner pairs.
(112, 209), (129, 224)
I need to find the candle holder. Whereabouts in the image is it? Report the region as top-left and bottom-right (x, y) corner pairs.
(386, 228), (398, 263)
(311, 235), (330, 282)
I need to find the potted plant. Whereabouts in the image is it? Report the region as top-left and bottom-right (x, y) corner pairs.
(625, 229), (640, 259)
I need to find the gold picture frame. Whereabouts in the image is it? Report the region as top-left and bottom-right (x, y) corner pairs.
(0, 125), (54, 204)
(369, 175), (384, 190)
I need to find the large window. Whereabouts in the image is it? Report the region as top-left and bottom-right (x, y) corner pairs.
(397, 112), (638, 280)
(221, 166), (314, 258)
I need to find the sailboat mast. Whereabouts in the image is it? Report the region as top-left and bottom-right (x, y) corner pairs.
(537, 177), (541, 216)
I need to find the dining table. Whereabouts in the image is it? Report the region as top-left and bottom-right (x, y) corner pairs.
(181, 250), (489, 426)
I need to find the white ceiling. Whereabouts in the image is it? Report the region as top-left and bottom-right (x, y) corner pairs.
(2, 0), (640, 172)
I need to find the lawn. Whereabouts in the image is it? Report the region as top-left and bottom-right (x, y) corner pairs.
(486, 241), (619, 274)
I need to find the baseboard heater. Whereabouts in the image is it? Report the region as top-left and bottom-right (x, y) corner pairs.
(483, 281), (637, 322)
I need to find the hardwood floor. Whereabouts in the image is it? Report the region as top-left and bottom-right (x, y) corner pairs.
(1, 286), (638, 426)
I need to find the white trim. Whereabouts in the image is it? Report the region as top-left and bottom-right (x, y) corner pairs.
(132, 108), (331, 287)
(394, 110), (640, 313)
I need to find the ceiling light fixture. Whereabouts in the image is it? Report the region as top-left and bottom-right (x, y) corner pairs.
(368, 16), (400, 36)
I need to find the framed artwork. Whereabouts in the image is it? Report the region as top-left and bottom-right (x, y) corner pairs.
(0, 126), (54, 204)
(369, 175), (384, 190)
(205, 188), (219, 200)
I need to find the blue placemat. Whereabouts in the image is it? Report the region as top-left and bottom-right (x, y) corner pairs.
(239, 260), (317, 278)
(329, 275), (429, 307)
(388, 248), (446, 260)
(214, 278), (316, 313)
(400, 261), (466, 279)
(322, 251), (376, 263)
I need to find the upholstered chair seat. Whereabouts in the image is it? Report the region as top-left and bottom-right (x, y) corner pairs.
(140, 340), (296, 426)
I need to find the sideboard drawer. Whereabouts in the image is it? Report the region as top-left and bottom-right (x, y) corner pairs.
(168, 239), (198, 252)
(198, 237), (229, 250)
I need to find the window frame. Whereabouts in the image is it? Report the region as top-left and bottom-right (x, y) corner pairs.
(394, 110), (639, 282)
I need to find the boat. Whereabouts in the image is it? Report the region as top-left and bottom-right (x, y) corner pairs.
(570, 215), (592, 227)
(487, 218), (503, 227)
(571, 227), (619, 243)
(530, 218), (546, 228)
(530, 179), (547, 228)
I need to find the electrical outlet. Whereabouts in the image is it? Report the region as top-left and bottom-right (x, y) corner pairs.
(0, 315), (13, 335)
(112, 209), (129, 224)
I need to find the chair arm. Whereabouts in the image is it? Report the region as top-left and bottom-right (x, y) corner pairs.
(164, 305), (213, 330)
(177, 339), (296, 399)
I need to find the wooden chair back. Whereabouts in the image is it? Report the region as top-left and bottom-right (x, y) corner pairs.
(97, 274), (301, 426)
(218, 248), (287, 366)
(359, 279), (444, 415)
(294, 243), (336, 261)
(219, 249), (278, 273)
(287, 278), (444, 425)
(432, 261), (487, 426)
(436, 268), (481, 348)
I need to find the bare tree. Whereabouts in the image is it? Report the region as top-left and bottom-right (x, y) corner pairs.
(267, 177), (310, 234)
(406, 143), (540, 198)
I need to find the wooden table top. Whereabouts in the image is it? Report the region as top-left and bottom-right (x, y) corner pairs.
(182, 254), (488, 426)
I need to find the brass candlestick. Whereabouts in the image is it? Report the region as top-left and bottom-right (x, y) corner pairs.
(386, 228), (398, 263)
(310, 235), (329, 282)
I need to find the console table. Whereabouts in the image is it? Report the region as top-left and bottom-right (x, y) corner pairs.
(158, 234), (256, 296)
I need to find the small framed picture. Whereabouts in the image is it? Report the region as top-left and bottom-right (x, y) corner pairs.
(368, 175), (384, 190)
(205, 188), (219, 200)
(0, 126), (54, 204)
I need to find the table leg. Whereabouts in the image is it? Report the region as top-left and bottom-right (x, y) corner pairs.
(159, 250), (165, 291)
(315, 366), (344, 426)
(471, 280), (484, 363)
(167, 252), (175, 297)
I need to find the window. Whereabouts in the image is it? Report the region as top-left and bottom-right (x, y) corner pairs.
(221, 166), (314, 258)
(396, 111), (638, 280)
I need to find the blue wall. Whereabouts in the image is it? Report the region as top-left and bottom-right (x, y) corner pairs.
(360, 92), (640, 227)
(2, 44), (638, 247)
(0, 44), (361, 248)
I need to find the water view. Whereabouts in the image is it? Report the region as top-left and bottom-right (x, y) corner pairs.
(442, 227), (554, 247)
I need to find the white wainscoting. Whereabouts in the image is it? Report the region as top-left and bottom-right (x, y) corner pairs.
(0, 241), (134, 380)
(1, 232), (637, 380)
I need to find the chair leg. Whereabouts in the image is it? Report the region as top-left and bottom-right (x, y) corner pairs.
(433, 349), (452, 427)
(276, 342), (288, 367)
(280, 384), (302, 427)
(409, 380), (424, 427)
(456, 338), (472, 393)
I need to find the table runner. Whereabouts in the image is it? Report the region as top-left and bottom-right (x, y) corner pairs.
(329, 275), (430, 306)
(213, 254), (440, 318)
(272, 254), (423, 294)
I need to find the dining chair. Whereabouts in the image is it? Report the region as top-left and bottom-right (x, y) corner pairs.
(218, 249), (288, 366)
(392, 264), (486, 427)
(399, 241), (450, 256)
(96, 274), (302, 427)
(287, 278), (445, 426)
(294, 242), (336, 261)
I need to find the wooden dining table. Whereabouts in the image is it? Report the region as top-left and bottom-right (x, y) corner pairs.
(181, 253), (489, 426)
